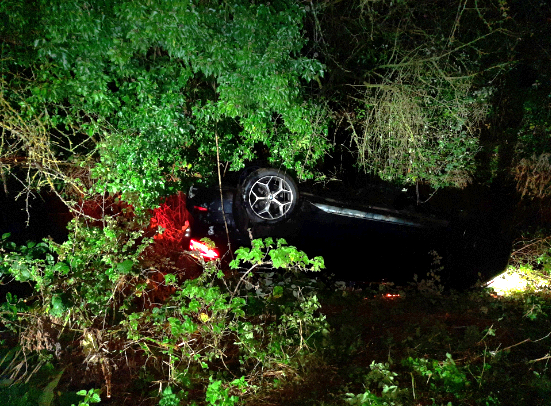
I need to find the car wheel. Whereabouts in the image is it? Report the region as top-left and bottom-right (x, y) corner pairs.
(240, 168), (299, 223)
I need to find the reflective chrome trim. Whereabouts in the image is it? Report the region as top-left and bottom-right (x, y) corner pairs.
(311, 202), (424, 228)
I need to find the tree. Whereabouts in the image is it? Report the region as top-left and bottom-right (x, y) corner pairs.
(0, 0), (329, 209)
(307, 0), (511, 191)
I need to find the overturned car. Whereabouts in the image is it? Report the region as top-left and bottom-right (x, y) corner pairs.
(184, 168), (511, 288)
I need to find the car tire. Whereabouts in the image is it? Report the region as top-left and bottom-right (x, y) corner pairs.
(240, 168), (299, 224)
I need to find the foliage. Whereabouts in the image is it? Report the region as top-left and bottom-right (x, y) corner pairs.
(72, 389), (101, 406)
(1, 0), (546, 207)
(120, 238), (326, 387)
(344, 354), (468, 405)
(0, 348), (73, 406)
(0, 0), (329, 210)
(158, 385), (186, 406)
(488, 266), (551, 297)
(515, 90), (551, 159)
(1, 0), (549, 206)
(1, 230), (327, 404)
(3, 0), (551, 404)
(205, 376), (247, 406)
(3, 228), (551, 405)
(307, 0), (509, 190)
(294, 279), (551, 406)
(230, 237), (325, 273)
(347, 58), (489, 190)
(410, 250), (445, 296)
(345, 361), (408, 406)
(1, 215), (151, 329)
(405, 353), (468, 396)
(497, 231), (551, 298)
(513, 153), (551, 200)
(510, 231), (551, 269)
(512, 90), (551, 199)
(0, 380), (46, 406)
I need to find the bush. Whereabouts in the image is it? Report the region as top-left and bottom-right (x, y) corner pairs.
(1, 225), (327, 404)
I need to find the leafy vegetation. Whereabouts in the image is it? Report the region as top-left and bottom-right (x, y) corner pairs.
(2, 218), (551, 405)
(1, 0), (329, 209)
(512, 89), (551, 199)
(1, 0), (550, 203)
(308, 0), (512, 191)
(262, 280), (551, 406)
(0, 228), (329, 405)
(1, 0), (551, 405)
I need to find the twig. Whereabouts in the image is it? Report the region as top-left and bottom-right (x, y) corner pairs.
(534, 331), (551, 342)
(501, 338), (531, 352)
(511, 237), (551, 257)
(232, 264), (261, 298)
(215, 131), (233, 260)
(498, 331), (551, 361)
(529, 354), (551, 364)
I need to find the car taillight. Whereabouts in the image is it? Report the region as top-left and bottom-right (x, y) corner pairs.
(194, 206), (208, 212)
(190, 239), (219, 260)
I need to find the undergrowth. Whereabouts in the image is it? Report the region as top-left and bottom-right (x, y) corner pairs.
(1, 222), (551, 405)
(248, 278), (551, 406)
(0, 219), (327, 405)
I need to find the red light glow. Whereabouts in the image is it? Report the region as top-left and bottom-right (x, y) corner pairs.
(190, 239), (219, 260)
(150, 192), (191, 249)
(194, 206), (208, 212)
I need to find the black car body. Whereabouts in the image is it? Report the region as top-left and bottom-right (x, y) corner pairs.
(186, 168), (511, 287)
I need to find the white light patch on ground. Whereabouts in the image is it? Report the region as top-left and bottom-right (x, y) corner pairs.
(486, 271), (528, 295)
(486, 266), (549, 296)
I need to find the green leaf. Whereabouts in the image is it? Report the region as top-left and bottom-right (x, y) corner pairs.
(54, 262), (70, 275)
(50, 295), (66, 317)
(38, 368), (65, 406)
(272, 285), (284, 299)
(116, 259), (134, 274)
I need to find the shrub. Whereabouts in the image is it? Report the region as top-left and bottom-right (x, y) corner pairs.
(1, 227), (327, 404)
